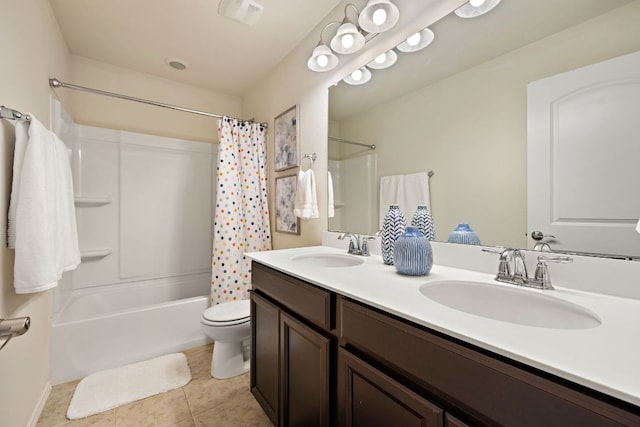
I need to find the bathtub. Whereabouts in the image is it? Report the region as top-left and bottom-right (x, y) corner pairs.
(51, 274), (211, 385)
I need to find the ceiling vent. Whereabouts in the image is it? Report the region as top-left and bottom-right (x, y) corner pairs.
(218, 0), (264, 26)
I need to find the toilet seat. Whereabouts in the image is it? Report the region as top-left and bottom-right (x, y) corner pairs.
(202, 299), (250, 326)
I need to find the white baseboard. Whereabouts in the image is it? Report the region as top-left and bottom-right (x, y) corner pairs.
(28, 381), (52, 427)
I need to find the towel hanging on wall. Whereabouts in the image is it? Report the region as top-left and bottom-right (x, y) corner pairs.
(7, 115), (81, 293)
(294, 169), (319, 219)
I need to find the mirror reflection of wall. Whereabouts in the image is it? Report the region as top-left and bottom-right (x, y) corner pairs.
(328, 0), (640, 253)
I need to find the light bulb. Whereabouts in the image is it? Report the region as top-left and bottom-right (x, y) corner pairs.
(469, 0), (486, 6)
(407, 33), (421, 47)
(351, 69), (363, 81)
(316, 54), (329, 68)
(342, 33), (354, 49)
(374, 53), (387, 64)
(372, 8), (387, 26)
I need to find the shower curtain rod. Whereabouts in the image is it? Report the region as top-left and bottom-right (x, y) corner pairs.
(328, 136), (376, 150)
(48, 78), (265, 126)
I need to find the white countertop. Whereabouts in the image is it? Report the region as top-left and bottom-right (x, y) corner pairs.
(246, 245), (640, 408)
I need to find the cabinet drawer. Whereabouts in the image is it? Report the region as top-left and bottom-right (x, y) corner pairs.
(339, 297), (640, 426)
(252, 261), (333, 330)
(338, 348), (443, 427)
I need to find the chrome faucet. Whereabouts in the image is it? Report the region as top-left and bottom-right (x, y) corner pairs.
(338, 233), (373, 256)
(483, 248), (572, 290)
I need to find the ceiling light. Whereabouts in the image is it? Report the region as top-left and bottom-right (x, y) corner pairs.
(330, 20), (365, 54)
(218, 0), (264, 26)
(455, 0), (501, 18)
(397, 28), (435, 53)
(358, 0), (399, 33)
(166, 58), (188, 70)
(367, 49), (397, 70)
(343, 67), (372, 85)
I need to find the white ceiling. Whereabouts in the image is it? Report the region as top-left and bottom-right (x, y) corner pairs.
(49, 0), (343, 96)
(49, 0), (636, 105)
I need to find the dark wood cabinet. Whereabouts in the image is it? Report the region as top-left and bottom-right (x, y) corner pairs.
(251, 261), (640, 427)
(338, 347), (444, 427)
(338, 296), (640, 427)
(251, 262), (334, 427)
(280, 312), (331, 427)
(250, 291), (280, 425)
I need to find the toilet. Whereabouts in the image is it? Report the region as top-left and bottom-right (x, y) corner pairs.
(200, 299), (251, 379)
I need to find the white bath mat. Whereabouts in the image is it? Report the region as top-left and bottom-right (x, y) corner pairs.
(66, 353), (192, 420)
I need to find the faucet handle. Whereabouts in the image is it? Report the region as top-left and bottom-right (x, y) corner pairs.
(537, 255), (573, 264)
(360, 236), (376, 257)
(482, 247), (511, 280)
(481, 247), (506, 255)
(533, 255), (573, 290)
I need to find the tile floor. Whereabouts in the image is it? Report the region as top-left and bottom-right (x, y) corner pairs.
(36, 344), (273, 427)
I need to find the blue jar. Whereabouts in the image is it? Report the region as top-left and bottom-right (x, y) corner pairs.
(447, 223), (481, 245)
(394, 226), (433, 276)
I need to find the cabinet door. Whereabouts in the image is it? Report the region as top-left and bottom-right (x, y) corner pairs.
(251, 291), (280, 426)
(280, 312), (331, 427)
(445, 414), (470, 427)
(338, 348), (444, 427)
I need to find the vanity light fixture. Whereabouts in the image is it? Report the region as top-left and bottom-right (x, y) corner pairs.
(330, 4), (366, 55)
(455, 0), (502, 18)
(367, 49), (397, 70)
(343, 67), (372, 85)
(307, 1), (400, 72)
(358, 0), (400, 33)
(307, 22), (341, 72)
(396, 28), (435, 53)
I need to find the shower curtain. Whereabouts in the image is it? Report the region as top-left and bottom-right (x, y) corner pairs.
(211, 117), (271, 304)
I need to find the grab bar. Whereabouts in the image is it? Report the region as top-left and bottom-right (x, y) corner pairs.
(0, 316), (31, 351)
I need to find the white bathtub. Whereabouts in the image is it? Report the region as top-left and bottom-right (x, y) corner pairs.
(51, 274), (211, 385)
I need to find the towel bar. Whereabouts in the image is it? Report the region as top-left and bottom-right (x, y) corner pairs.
(0, 316), (31, 351)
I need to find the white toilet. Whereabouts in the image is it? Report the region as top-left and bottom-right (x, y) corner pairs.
(200, 299), (251, 379)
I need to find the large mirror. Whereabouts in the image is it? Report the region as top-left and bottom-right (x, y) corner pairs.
(328, 0), (640, 257)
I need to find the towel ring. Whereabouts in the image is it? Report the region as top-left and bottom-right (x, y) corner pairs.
(301, 153), (316, 171)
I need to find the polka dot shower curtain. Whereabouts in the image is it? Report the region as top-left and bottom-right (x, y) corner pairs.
(211, 117), (271, 304)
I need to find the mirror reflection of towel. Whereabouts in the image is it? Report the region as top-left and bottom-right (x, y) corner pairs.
(379, 172), (431, 228)
(636, 219), (640, 234)
(294, 169), (319, 218)
(327, 171), (335, 218)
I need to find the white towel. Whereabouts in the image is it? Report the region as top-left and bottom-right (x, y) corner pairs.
(293, 169), (319, 219)
(379, 172), (431, 228)
(327, 171), (335, 218)
(8, 115), (81, 293)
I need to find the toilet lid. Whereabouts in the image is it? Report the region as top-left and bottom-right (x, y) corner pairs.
(203, 299), (250, 324)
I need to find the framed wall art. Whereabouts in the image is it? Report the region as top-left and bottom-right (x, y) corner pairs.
(274, 105), (299, 171)
(275, 174), (300, 234)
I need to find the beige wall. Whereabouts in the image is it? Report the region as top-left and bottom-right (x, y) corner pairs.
(336, 2), (640, 248)
(67, 55), (242, 143)
(0, 1), (70, 426)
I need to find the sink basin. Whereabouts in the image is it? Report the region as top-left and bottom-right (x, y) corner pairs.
(419, 281), (601, 329)
(291, 253), (365, 267)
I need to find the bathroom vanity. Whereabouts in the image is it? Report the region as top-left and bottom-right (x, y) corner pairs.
(248, 246), (640, 426)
